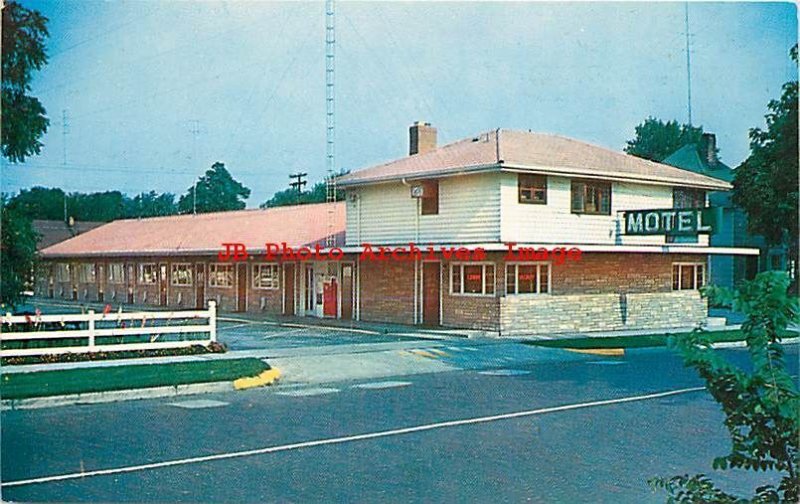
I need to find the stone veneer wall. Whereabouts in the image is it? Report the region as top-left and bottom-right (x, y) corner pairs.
(500, 290), (707, 335)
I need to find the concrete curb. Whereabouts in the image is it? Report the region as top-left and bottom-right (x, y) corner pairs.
(711, 337), (800, 349)
(1, 381), (235, 411)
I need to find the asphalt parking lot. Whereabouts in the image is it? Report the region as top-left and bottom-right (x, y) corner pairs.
(3, 344), (796, 503)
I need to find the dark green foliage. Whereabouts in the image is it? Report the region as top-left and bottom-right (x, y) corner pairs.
(1, 1), (49, 162)
(732, 46), (798, 262)
(650, 272), (799, 502)
(0, 196), (39, 308)
(177, 162), (251, 213)
(625, 117), (705, 162)
(6, 186), (178, 221)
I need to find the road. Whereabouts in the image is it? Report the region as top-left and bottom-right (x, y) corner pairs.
(2, 343), (796, 503)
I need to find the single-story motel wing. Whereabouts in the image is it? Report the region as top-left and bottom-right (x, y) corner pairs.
(36, 125), (759, 336)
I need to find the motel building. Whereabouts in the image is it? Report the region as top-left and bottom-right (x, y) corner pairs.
(35, 123), (759, 336)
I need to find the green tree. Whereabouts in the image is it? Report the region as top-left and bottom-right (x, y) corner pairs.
(733, 45), (798, 282)
(7, 186), (66, 220)
(625, 117), (705, 162)
(1, 1), (49, 162)
(178, 162), (251, 214)
(260, 174), (348, 209)
(0, 196), (39, 308)
(650, 271), (799, 502)
(124, 191), (178, 218)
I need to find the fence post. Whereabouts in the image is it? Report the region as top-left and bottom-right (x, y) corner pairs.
(208, 300), (217, 343)
(88, 309), (97, 350)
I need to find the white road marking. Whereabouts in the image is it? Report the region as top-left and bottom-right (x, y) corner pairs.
(276, 387), (340, 397)
(478, 369), (531, 376)
(168, 400), (229, 409)
(352, 381), (412, 390)
(217, 323), (255, 331)
(1, 386), (705, 489)
(587, 361), (626, 366)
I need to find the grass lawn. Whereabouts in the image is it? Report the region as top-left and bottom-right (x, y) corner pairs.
(525, 329), (797, 350)
(1, 358), (269, 400)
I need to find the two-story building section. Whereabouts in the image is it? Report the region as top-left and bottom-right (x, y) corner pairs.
(35, 123), (759, 336)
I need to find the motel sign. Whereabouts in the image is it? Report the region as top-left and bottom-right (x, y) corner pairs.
(623, 208), (719, 236)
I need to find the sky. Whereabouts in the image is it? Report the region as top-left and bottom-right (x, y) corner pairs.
(1, 1), (797, 207)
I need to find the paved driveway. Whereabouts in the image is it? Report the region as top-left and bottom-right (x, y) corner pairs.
(3, 345), (796, 503)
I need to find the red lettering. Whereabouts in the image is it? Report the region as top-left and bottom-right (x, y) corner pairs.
(568, 247), (582, 262)
(472, 248), (486, 261)
(441, 247), (455, 260)
(328, 247), (343, 260)
(552, 247), (566, 265)
(264, 243), (280, 260)
(219, 243), (248, 262)
(505, 242), (517, 260)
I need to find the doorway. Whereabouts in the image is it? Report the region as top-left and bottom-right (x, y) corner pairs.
(126, 264), (135, 304)
(304, 264), (315, 315)
(284, 263), (295, 315)
(195, 263), (206, 309)
(422, 261), (441, 326)
(236, 263), (247, 312)
(159, 264), (168, 306)
(340, 263), (354, 320)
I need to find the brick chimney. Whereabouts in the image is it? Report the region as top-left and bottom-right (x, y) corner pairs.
(701, 133), (717, 166)
(409, 121), (437, 155)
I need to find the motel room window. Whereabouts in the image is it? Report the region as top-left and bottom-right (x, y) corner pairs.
(451, 263), (495, 296)
(107, 263), (125, 284)
(253, 263), (280, 290)
(420, 180), (439, 215)
(209, 263), (234, 288)
(505, 263), (551, 295)
(672, 263), (705, 290)
(139, 263), (158, 284)
(55, 263), (71, 282)
(518, 174), (547, 204)
(77, 263), (96, 283)
(171, 263), (193, 287)
(570, 180), (611, 215)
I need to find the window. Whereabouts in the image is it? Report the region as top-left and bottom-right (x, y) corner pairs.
(420, 180), (439, 215)
(673, 188), (706, 209)
(55, 263), (70, 282)
(571, 180), (611, 215)
(253, 263), (280, 289)
(108, 263), (125, 284)
(450, 263), (495, 295)
(77, 263), (96, 283)
(171, 263), (193, 286)
(518, 174), (547, 204)
(209, 263), (234, 288)
(672, 263), (705, 290)
(506, 263), (551, 294)
(139, 263), (158, 284)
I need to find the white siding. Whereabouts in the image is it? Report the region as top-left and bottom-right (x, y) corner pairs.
(500, 173), (709, 246)
(345, 173), (501, 245)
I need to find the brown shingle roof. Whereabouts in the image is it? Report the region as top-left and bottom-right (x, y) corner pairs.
(337, 129), (731, 190)
(40, 202), (345, 258)
(32, 220), (105, 250)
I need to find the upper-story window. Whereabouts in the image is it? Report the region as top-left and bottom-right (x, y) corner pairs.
(571, 180), (611, 215)
(673, 188), (706, 209)
(518, 174), (547, 204)
(420, 180), (439, 215)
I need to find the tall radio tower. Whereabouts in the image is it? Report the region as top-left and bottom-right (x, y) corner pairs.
(325, 0), (337, 248)
(684, 2), (693, 126)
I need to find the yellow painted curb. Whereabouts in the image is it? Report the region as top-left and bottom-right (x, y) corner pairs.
(233, 368), (281, 390)
(564, 348), (625, 357)
(409, 349), (439, 359)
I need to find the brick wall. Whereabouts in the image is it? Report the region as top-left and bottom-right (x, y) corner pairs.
(440, 257), (501, 331)
(359, 259), (415, 325)
(500, 290), (708, 335)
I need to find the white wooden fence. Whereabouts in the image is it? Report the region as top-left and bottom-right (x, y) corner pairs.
(0, 301), (217, 357)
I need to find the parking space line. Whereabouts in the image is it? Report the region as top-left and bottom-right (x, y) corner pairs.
(352, 381), (412, 390)
(1, 386), (705, 489)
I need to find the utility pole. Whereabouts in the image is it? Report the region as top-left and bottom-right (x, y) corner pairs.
(684, 2), (693, 126)
(325, 0), (336, 248)
(289, 172), (307, 204)
(61, 109), (69, 165)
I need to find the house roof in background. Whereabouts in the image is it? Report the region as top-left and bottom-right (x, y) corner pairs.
(661, 144), (735, 183)
(337, 129), (732, 190)
(32, 220), (105, 250)
(40, 202), (345, 258)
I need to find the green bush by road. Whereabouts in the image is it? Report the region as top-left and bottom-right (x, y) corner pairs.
(1, 358), (269, 400)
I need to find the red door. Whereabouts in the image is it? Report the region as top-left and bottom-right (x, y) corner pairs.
(237, 263), (247, 312)
(422, 262), (440, 326)
(323, 278), (337, 317)
(340, 264), (353, 320)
